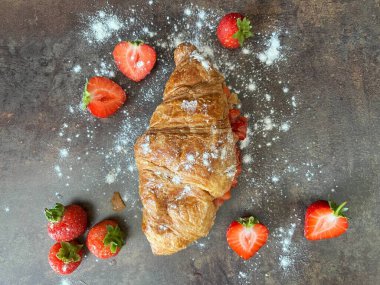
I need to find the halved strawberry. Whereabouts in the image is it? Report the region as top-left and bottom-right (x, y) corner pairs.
(113, 40), (157, 82)
(82, 76), (127, 118)
(226, 216), (269, 260)
(304, 200), (349, 240)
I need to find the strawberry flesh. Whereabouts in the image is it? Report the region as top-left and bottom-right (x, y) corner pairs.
(226, 217), (269, 260)
(113, 41), (156, 82)
(83, 76), (127, 118)
(304, 200), (349, 240)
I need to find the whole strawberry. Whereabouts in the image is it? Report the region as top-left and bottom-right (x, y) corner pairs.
(217, 13), (253, 49)
(48, 241), (84, 275)
(226, 216), (269, 260)
(304, 200), (349, 240)
(45, 203), (87, 242)
(86, 219), (125, 259)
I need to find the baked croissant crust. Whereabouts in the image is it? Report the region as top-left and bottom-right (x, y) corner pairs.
(134, 43), (242, 255)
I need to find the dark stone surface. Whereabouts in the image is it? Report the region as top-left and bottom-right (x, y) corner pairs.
(0, 0), (379, 284)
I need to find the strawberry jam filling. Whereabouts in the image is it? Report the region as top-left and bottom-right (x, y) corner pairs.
(214, 106), (248, 207)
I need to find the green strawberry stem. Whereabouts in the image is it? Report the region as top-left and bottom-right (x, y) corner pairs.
(45, 203), (64, 223)
(237, 216), (259, 228)
(333, 201), (348, 216)
(103, 225), (125, 253)
(56, 242), (83, 263)
(82, 80), (91, 110)
(232, 17), (253, 46)
(130, 40), (144, 46)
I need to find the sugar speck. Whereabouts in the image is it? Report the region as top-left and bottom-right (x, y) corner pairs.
(72, 65), (82, 73)
(54, 165), (63, 177)
(291, 96), (297, 107)
(242, 48), (250, 55)
(136, 61), (144, 68)
(271, 176), (280, 183)
(60, 278), (71, 285)
(248, 83), (256, 91)
(240, 127), (251, 149)
(172, 175), (182, 184)
(181, 100), (198, 113)
(105, 173), (116, 184)
(238, 271), (248, 279)
(59, 148), (69, 158)
(243, 154), (252, 164)
(184, 8), (192, 16)
(263, 116), (275, 131)
(279, 256), (291, 269)
(280, 122), (290, 132)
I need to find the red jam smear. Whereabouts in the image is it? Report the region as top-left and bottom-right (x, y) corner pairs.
(214, 106), (248, 207)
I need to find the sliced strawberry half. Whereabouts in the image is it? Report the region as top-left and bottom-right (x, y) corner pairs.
(304, 200), (349, 240)
(113, 40), (157, 82)
(226, 216), (269, 260)
(82, 76), (127, 118)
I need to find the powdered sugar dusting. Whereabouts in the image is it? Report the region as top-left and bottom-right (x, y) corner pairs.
(181, 100), (198, 113)
(191, 50), (211, 70)
(83, 10), (123, 44)
(258, 32), (282, 66)
(72, 65), (82, 73)
(141, 136), (151, 155)
(177, 185), (191, 200)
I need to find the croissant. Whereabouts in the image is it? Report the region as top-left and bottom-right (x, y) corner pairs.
(134, 43), (247, 255)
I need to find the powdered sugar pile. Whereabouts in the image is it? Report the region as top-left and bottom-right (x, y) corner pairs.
(258, 32), (282, 66)
(181, 100), (198, 113)
(82, 10), (124, 44)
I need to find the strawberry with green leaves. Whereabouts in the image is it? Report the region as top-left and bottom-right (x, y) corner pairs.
(86, 220), (125, 259)
(217, 13), (253, 49)
(226, 216), (269, 260)
(82, 76), (127, 118)
(113, 40), (157, 82)
(48, 241), (84, 275)
(45, 203), (87, 242)
(304, 200), (349, 240)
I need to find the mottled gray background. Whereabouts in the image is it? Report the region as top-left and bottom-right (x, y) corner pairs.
(0, 0), (379, 284)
